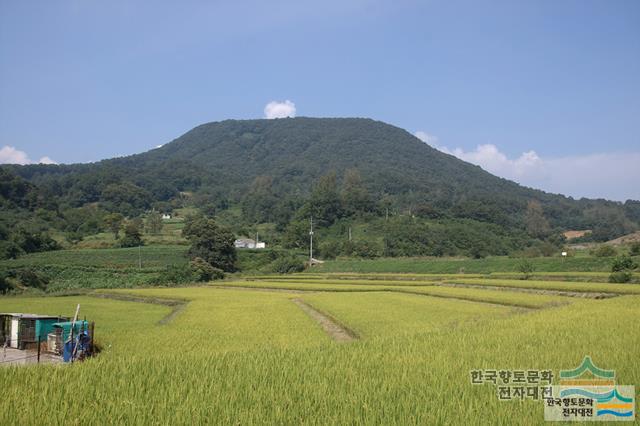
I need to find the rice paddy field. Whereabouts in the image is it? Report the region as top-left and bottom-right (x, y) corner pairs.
(1, 271), (639, 424)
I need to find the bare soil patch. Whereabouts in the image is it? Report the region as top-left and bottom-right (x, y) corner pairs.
(1, 347), (62, 367)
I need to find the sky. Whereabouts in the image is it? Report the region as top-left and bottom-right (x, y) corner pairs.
(0, 0), (638, 201)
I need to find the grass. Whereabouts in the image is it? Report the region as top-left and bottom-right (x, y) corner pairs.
(312, 255), (637, 273)
(1, 285), (638, 424)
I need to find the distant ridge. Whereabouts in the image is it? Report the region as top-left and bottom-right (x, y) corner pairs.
(3, 117), (639, 233)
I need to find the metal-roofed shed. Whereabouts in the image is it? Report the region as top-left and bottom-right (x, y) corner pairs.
(0, 313), (67, 349)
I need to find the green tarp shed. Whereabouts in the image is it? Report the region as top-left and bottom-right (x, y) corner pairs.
(53, 321), (90, 341)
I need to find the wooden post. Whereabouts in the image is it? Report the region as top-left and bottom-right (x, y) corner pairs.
(37, 335), (41, 363)
(70, 325), (74, 364)
(90, 322), (95, 356)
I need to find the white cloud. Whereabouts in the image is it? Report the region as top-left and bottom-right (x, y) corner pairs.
(432, 142), (640, 201)
(414, 131), (438, 146)
(0, 145), (57, 165)
(0, 146), (31, 165)
(37, 156), (57, 164)
(264, 100), (296, 119)
(442, 144), (542, 178)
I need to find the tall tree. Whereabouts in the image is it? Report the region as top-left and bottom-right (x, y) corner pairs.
(585, 205), (637, 241)
(182, 217), (237, 272)
(308, 171), (342, 226)
(145, 211), (163, 235)
(341, 168), (373, 215)
(241, 175), (277, 223)
(103, 213), (125, 239)
(119, 220), (144, 248)
(524, 200), (551, 238)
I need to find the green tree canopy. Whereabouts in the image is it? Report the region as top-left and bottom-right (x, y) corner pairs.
(103, 213), (125, 239)
(182, 217), (237, 272)
(306, 171), (342, 226)
(119, 220), (144, 248)
(341, 168), (374, 216)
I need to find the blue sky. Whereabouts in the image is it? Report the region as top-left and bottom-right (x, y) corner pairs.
(0, 0), (638, 200)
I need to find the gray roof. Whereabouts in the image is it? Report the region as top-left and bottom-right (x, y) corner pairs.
(0, 313), (62, 319)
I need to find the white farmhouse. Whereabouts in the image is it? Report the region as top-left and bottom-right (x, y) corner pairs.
(234, 238), (266, 249)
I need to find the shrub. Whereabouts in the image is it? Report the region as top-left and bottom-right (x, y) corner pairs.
(0, 274), (11, 293)
(591, 245), (617, 257)
(119, 222), (144, 248)
(158, 264), (195, 285)
(0, 268), (50, 290)
(630, 242), (640, 256)
(189, 257), (224, 281)
(611, 255), (638, 273)
(319, 241), (341, 260)
(271, 256), (305, 274)
(0, 240), (23, 260)
(16, 269), (49, 289)
(10, 229), (60, 255)
(468, 244), (488, 259)
(538, 242), (557, 257)
(351, 240), (381, 259)
(518, 259), (534, 280)
(609, 271), (632, 283)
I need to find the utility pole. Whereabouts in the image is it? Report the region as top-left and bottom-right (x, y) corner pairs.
(348, 227), (352, 242)
(138, 245), (142, 269)
(309, 217), (314, 265)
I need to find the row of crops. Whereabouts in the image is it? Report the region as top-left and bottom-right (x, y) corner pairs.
(1, 273), (639, 423)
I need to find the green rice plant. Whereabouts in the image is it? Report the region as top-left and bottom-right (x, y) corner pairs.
(313, 255), (634, 273)
(393, 286), (568, 309)
(300, 292), (515, 339)
(214, 279), (566, 309)
(1, 285), (638, 424)
(210, 280), (402, 292)
(446, 278), (640, 295)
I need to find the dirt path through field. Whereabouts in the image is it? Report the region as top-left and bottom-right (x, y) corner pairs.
(292, 299), (357, 342)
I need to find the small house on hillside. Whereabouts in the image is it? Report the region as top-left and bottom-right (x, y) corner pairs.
(161, 213), (172, 220)
(234, 238), (266, 249)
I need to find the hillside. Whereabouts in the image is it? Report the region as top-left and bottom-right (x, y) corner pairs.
(2, 118), (638, 244)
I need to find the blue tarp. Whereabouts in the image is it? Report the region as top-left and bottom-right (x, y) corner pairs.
(53, 320), (89, 342)
(62, 329), (91, 362)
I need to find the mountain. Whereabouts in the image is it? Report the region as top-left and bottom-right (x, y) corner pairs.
(2, 117), (638, 237)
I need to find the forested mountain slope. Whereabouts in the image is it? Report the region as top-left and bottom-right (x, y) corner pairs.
(3, 117), (638, 237)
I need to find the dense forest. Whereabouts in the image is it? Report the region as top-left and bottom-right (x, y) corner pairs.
(1, 117), (638, 260)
